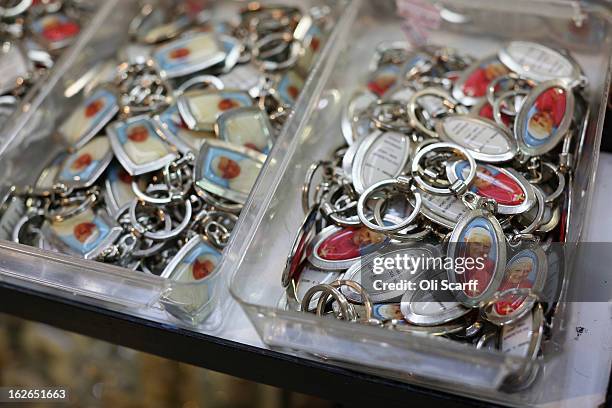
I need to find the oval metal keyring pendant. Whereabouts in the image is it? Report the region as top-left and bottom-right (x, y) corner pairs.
(482, 246), (547, 326)
(436, 116), (516, 163)
(352, 131), (410, 194)
(342, 243), (440, 304)
(452, 55), (510, 106)
(446, 209), (507, 307)
(499, 41), (582, 86)
(514, 80), (575, 156)
(447, 161), (536, 215)
(401, 269), (472, 326)
(308, 225), (389, 271)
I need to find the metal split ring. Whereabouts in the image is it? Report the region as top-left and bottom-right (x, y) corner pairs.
(357, 177), (422, 233)
(411, 142), (476, 196)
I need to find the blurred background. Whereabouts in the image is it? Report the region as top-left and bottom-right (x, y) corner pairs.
(0, 313), (335, 408)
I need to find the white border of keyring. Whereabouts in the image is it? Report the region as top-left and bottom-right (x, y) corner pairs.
(514, 79), (575, 157)
(411, 142), (477, 196)
(153, 32), (227, 79)
(436, 116), (517, 163)
(357, 178), (422, 234)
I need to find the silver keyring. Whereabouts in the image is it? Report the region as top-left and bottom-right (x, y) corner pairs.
(407, 88), (457, 139)
(319, 184), (360, 227)
(302, 160), (334, 213)
(373, 197), (431, 241)
(45, 191), (99, 222)
(492, 89), (528, 129)
(129, 198), (192, 241)
(357, 177), (422, 233)
(301, 284), (350, 318)
(369, 100), (413, 133)
(411, 142), (476, 196)
(252, 32), (302, 72)
(176, 75), (224, 95)
(328, 280), (372, 322)
(0, 0), (32, 18)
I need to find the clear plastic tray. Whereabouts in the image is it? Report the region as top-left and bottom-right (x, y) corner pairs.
(229, 0), (612, 405)
(0, 0), (351, 331)
(0, 0), (104, 143)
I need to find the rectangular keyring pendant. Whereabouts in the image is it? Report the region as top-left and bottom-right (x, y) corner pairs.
(215, 107), (274, 154)
(177, 89), (253, 132)
(153, 32), (226, 79)
(272, 70), (305, 109)
(161, 235), (222, 281)
(107, 115), (179, 176)
(194, 139), (266, 205)
(104, 162), (141, 217)
(42, 208), (122, 260)
(54, 136), (113, 190)
(57, 86), (119, 149)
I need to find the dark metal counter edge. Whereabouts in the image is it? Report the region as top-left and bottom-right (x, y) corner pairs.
(0, 282), (504, 408)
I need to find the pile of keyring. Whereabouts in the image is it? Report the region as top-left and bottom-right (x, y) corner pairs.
(3, 1), (334, 282)
(0, 0), (95, 129)
(282, 41), (584, 386)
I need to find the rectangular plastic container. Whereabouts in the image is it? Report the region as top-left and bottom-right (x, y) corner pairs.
(0, 0), (351, 331)
(229, 0), (612, 405)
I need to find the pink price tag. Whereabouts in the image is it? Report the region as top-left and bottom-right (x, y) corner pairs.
(396, 0), (441, 46)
